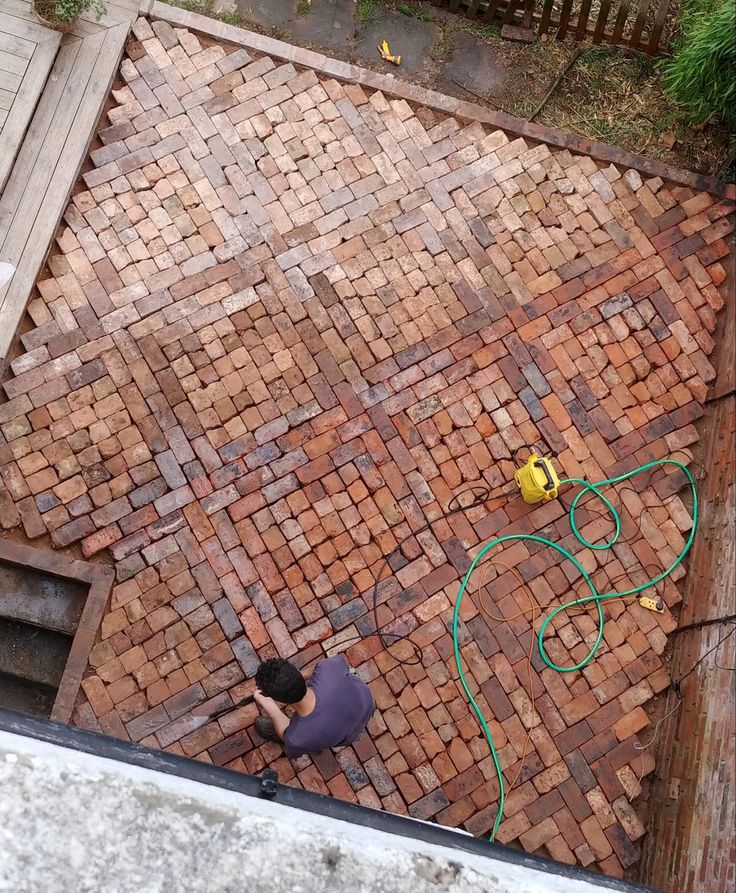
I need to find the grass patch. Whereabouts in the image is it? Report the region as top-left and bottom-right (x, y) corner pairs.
(453, 19), (501, 40)
(219, 8), (243, 25)
(397, 1), (432, 20)
(176, 0), (214, 11)
(162, 0), (254, 28)
(296, 0), (311, 14)
(517, 43), (734, 178)
(430, 28), (453, 63)
(356, 0), (379, 23)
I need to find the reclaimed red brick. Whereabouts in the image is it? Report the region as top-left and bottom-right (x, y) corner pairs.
(0, 30), (729, 880)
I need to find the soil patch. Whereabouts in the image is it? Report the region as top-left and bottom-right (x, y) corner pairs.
(357, 10), (439, 76)
(513, 45), (734, 180)
(175, 0), (733, 180)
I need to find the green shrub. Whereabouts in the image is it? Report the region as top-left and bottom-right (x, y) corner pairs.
(40, 0), (106, 22)
(662, 0), (736, 128)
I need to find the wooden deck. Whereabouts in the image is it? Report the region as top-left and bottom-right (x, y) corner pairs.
(0, 0), (138, 368)
(0, 10), (60, 191)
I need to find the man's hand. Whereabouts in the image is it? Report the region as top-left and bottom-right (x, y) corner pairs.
(254, 689), (290, 739)
(254, 689), (277, 712)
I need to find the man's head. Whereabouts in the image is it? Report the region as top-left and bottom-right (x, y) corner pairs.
(255, 658), (307, 704)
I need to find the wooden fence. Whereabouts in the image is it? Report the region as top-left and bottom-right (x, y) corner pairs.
(429, 0), (676, 54)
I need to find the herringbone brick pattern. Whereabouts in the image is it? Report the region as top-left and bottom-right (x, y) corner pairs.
(0, 18), (732, 877)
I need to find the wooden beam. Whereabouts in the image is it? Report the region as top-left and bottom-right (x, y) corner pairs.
(0, 23), (130, 364)
(538, 0), (556, 35)
(593, 0), (613, 43)
(575, 0), (593, 41)
(646, 0), (672, 54)
(0, 23), (60, 192)
(611, 0), (632, 44)
(557, 0), (575, 38)
(502, 0), (521, 25)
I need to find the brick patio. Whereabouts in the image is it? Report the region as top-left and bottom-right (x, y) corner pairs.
(0, 17), (733, 878)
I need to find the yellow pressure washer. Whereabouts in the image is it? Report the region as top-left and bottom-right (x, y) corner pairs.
(514, 452), (560, 504)
(512, 448), (666, 615)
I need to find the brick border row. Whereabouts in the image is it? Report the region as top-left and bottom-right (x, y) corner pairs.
(141, 0), (735, 201)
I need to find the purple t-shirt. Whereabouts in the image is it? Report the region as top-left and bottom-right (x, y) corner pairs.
(283, 655), (375, 758)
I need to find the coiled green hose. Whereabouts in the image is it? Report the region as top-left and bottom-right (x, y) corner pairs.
(451, 458), (698, 842)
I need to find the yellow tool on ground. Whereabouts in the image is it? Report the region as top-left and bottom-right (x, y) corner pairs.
(638, 595), (665, 613)
(515, 453), (560, 504)
(514, 452), (666, 611)
(378, 39), (401, 65)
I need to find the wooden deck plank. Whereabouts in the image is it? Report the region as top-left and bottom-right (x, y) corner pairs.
(71, 16), (121, 36)
(0, 0), (39, 17)
(71, 0), (135, 29)
(0, 36), (94, 250)
(0, 18), (60, 192)
(0, 22), (130, 361)
(0, 0), (136, 367)
(0, 30), (35, 60)
(0, 70), (22, 93)
(1, 46), (82, 234)
(0, 11), (44, 40)
(0, 50), (29, 76)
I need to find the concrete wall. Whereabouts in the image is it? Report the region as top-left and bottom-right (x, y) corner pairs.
(0, 724), (648, 893)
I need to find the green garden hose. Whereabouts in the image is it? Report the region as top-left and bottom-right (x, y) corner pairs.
(451, 458), (698, 843)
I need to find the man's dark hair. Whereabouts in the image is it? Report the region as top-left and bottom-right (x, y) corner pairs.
(255, 659), (307, 704)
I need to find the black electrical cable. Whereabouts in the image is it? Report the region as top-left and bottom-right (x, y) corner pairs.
(325, 440), (561, 674)
(671, 612), (736, 635)
(674, 621), (736, 693)
(201, 447), (709, 722)
(199, 477), (517, 720)
(203, 440), (557, 721)
(325, 477), (517, 668)
(630, 621), (736, 777)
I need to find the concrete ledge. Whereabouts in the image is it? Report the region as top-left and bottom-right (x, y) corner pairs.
(0, 716), (657, 893)
(145, 1), (735, 200)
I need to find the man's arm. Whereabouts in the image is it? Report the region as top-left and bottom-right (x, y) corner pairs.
(254, 690), (290, 739)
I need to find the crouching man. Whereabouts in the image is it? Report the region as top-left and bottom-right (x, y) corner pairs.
(253, 655), (375, 759)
